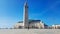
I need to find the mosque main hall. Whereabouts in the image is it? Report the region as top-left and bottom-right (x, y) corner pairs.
(14, 0), (48, 29)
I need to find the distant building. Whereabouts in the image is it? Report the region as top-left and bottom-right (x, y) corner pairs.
(52, 24), (60, 29)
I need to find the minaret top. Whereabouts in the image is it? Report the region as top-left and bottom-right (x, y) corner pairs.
(24, 0), (28, 7)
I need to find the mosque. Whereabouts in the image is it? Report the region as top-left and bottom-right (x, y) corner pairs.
(13, 0), (60, 29)
(13, 0), (48, 29)
(14, 0), (48, 29)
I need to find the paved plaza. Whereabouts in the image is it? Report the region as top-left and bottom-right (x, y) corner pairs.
(0, 29), (60, 34)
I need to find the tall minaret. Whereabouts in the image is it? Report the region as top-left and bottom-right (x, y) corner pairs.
(23, 0), (29, 28)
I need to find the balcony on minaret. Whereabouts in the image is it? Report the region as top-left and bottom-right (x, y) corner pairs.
(24, 2), (28, 8)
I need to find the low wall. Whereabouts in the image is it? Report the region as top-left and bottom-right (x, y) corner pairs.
(0, 29), (60, 34)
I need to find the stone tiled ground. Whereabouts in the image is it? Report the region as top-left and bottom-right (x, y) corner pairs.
(0, 29), (60, 34)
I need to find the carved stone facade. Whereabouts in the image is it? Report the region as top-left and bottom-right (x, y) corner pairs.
(14, 20), (48, 29)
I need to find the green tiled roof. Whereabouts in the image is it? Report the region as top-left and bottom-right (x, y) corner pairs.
(18, 20), (41, 23)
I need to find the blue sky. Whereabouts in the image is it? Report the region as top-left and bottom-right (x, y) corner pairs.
(0, 0), (60, 28)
